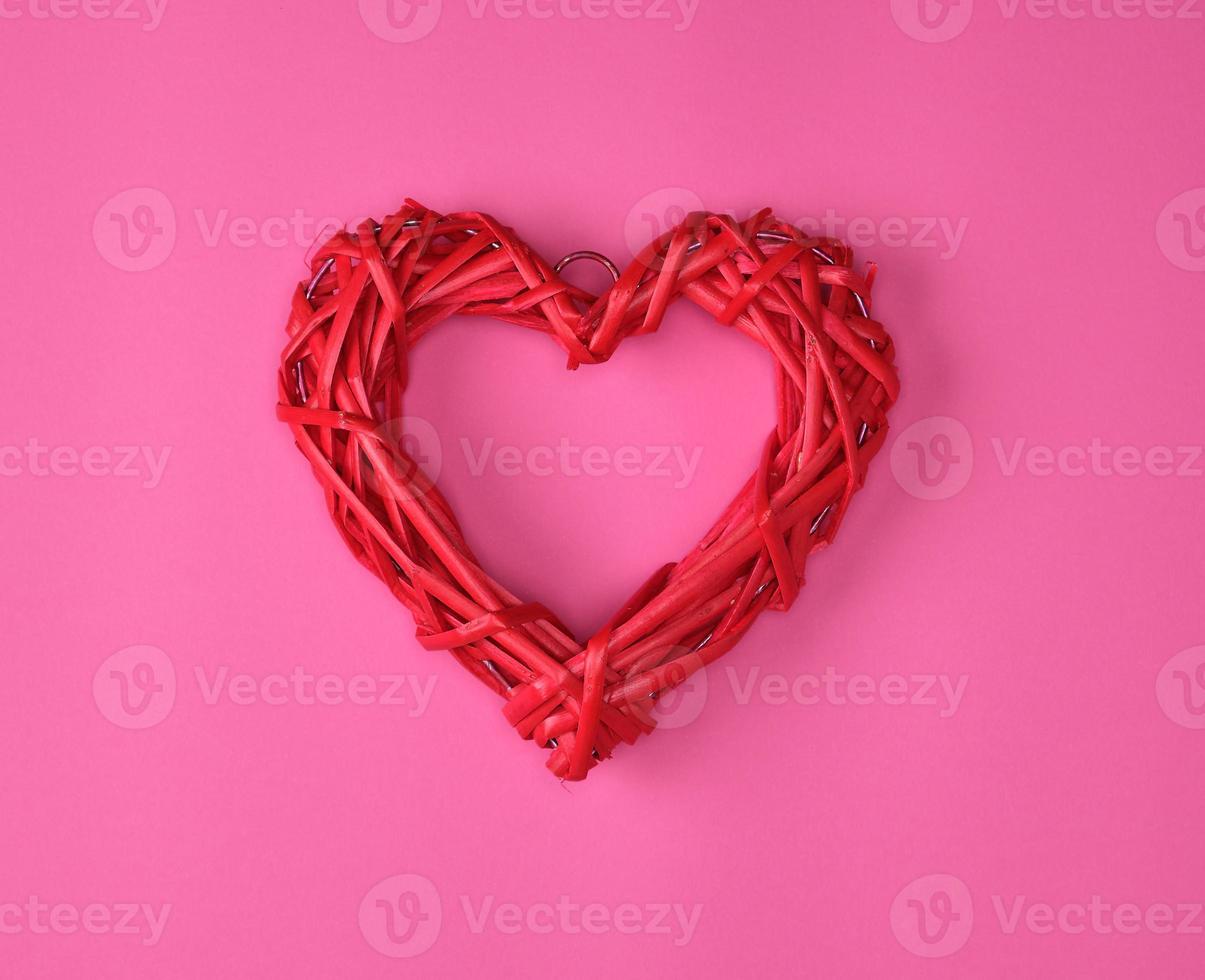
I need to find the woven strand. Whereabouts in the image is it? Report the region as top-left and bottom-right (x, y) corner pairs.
(277, 200), (899, 781)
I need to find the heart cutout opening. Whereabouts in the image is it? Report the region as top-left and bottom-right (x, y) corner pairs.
(398, 305), (776, 641)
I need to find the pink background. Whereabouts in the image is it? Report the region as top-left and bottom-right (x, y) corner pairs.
(3, 1), (1205, 976)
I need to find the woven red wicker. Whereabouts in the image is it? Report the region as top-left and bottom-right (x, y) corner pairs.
(277, 200), (899, 781)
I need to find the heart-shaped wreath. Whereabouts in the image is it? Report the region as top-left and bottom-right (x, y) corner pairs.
(277, 200), (899, 781)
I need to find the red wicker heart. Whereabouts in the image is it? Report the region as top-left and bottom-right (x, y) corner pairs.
(277, 200), (899, 781)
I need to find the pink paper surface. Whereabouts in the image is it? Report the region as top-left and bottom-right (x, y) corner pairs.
(3, 1), (1204, 976)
